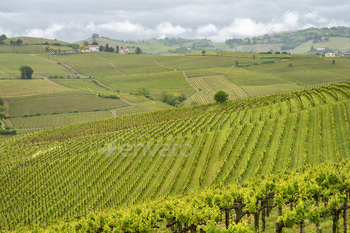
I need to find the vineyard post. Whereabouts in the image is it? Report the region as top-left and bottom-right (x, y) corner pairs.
(225, 209), (230, 229)
(275, 206), (283, 233)
(332, 207), (342, 233)
(254, 200), (260, 233)
(315, 195), (320, 228)
(344, 192), (348, 233)
(234, 199), (243, 224)
(300, 213), (305, 233)
(262, 199), (266, 231)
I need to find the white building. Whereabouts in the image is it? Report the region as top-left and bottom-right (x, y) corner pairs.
(85, 45), (100, 52)
(119, 48), (129, 54)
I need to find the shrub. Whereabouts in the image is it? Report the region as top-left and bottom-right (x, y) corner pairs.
(98, 94), (120, 99)
(161, 92), (186, 106)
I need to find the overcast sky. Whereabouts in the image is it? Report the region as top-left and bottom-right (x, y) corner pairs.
(0, 0), (349, 42)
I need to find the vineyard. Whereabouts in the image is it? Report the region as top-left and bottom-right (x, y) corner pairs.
(184, 75), (248, 105)
(31, 161), (350, 232)
(2, 81), (350, 232)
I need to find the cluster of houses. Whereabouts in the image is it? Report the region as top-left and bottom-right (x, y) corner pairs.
(82, 45), (129, 54)
(325, 52), (350, 57)
(56, 45), (130, 54)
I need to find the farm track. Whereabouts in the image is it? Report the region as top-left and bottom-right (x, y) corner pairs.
(29, 54), (85, 77)
(2, 101), (13, 128)
(183, 71), (199, 91)
(92, 79), (132, 105)
(109, 63), (125, 75)
(153, 60), (176, 71)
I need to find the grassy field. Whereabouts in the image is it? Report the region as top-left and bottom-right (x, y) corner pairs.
(8, 94), (129, 117)
(98, 71), (194, 99)
(1, 52), (350, 131)
(0, 54), (69, 78)
(0, 79), (74, 98)
(2, 82), (350, 231)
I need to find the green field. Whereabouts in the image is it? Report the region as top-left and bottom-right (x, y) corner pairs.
(8, 94), (128, 117)
(2, 82), (350, 232)
(0, 79), (74, 98)
(0, 54), (70, 78)
(1, 52), (350, 130)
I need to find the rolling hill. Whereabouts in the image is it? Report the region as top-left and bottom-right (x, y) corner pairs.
(1, 81), (350, 231)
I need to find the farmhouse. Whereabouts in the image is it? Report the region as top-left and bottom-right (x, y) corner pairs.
(325, 52), (336, 57)
(119, 48), (129, 54)
(344, 52), (350, 57)
(85, 45), (100, 52)
(316, 47), (325, 51)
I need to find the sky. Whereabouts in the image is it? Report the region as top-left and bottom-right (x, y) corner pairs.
(0, 0), (349, 42)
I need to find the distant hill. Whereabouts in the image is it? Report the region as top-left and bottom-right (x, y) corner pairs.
(1, 27), (350, 55)
(0, 37), (72, 54)
(75, 36), (125, 49)
(2, 37), (69, 46)
(226, 26), (350, 54)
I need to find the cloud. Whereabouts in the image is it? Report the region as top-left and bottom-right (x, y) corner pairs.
(156, 22), (190, 37)
(97, 20), (148, 34)
(0, 0), (349, 42)
(25, 24), (65, 38)
(197, 24), (218, 35)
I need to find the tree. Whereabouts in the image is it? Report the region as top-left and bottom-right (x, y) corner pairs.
(11, 39), (22, 45)
(79, 45), (85, 51)
(332, 60), (336, 64)
(202, 50), (206, 55)
(99, 45), (104, 52)
(104, 43), (109, 52)
(235, 60), (239, 66)
(92, 33), (99, 39)
(135, 47), (142, 55)
(137, 87), (150, 98)
(19, 66), (34, 79)
(0, 34), (7, 41)
(214, 90), (228, 103)
(71, 44), (79, 50)
(83, 41), (89, 46)
(116, 45), (119, 53)
(92, 42), (99, 45)
(109, 47), (115, 52)
(161, 92), (186, 106)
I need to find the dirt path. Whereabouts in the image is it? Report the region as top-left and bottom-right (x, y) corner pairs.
(29, 54), (86, 78)
(3, 101), (13, 128)
(4, 100), (9, 117)
(43, 77), (67, 87)
(183, 71), (199, 92)
(109, 63), (126, 75)
(153, 60), (177, 71)
(92, 79), (132, 105)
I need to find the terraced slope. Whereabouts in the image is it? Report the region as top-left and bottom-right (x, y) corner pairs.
(1, 82), (350, 230)
(184, 75), (247, 105)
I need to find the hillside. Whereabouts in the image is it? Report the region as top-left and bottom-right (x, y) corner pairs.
(226, 26), (350, 54)
(1, 52), (350, 133)
(21, 161), (350, 232)
(2, 81), (350, 231)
